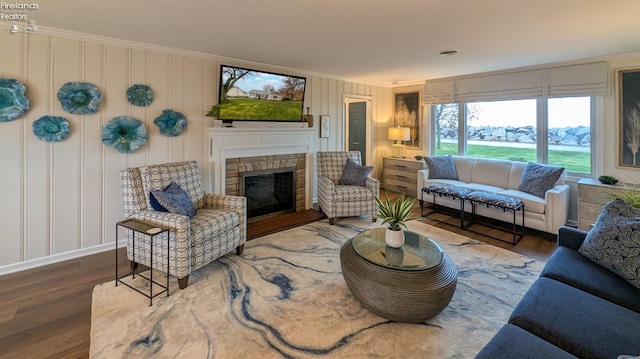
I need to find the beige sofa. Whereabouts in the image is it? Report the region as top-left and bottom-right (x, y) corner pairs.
(416, 156), (570, 234)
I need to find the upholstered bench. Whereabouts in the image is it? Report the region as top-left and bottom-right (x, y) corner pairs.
(465, 191), (524, 244)
(421, 183), (472, 227)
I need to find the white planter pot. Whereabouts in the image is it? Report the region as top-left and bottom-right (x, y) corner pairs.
(385, 228), (405, 248)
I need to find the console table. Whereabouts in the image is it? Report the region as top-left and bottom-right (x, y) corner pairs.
(382, 157), (426, 194)
(577, 178), (635, 231)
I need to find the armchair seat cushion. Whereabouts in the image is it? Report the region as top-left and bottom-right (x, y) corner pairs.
(334, 185), (376, 202)
(190, 209), (241, 241)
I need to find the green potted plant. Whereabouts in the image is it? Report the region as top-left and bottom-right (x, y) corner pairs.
(598, 175), (619, 185)
(205, 104), (222, 127)
(375, 193), (420, 247)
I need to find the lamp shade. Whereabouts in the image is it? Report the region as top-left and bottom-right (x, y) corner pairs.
(388, 127), (411, 141)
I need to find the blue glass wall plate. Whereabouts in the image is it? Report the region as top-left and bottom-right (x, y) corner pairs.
(126, 84), (153, 107)
(0, 78), (30, 122)
(101, 116), (148, 153)
(57, 82), (102, 114)
(33, 116), (70, 142)
(154, 109), (187, 137)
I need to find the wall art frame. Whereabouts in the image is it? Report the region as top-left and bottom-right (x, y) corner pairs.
(393, 90), (421, 149)
(320, 115), (330, 138)
(617, 68), (640, 168)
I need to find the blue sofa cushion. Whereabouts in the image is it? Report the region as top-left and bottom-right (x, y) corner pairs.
(541, 246), (640, 313)
(579, 198), (640, 290)
(508, 277), (640, 359)
(517, 162), (564, 198)
(476, 324), (577, 359)
(424, 155), (458, 180)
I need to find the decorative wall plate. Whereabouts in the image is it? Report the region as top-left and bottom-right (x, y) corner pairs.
(101, 116), (147, 153)
(57, 82), (102, 114)
(32, 116), (70, 142)
(154, 109), (187, 137)
(126, 84), (153, 107)
(0, 78), (30, 122)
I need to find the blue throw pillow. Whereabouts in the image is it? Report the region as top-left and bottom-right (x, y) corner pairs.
(338, 157), (373, 186)
(150, 182), (196, 218)
(579, 198), (640, 290)
(423, 155), (458, 180)
(517, 162), (564, 198)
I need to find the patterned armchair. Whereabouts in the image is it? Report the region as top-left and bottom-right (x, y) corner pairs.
(317, 151), (379, 224)
(120, 161), (246, 289)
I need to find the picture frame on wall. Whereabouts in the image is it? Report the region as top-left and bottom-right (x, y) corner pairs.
(394, 90), (421, 149)
(320, 115), (331, 138)
(617, 68), (640, 168)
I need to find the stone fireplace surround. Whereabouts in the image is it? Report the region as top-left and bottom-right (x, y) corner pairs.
(226, 154), (305, 213)
(208, 128), (315, 211)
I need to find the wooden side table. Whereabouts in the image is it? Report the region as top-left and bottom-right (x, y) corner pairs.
(115, 218), (170, 306)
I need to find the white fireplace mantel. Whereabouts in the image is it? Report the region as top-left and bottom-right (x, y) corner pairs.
(208, 127), (315, 209)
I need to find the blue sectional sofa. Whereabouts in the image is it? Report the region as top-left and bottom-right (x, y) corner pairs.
(477, 226), (640, 359)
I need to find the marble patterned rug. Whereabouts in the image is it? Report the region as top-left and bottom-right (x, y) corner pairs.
(90, 218), (545, 358)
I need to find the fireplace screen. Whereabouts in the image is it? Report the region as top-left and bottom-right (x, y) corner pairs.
(240, 167), (296, 220)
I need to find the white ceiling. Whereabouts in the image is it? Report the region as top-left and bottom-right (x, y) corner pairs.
(29, 0), (640, 86)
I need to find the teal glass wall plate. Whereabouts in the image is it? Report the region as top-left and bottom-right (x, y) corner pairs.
(154, 109), (187, 137)
(33, 116), (70, 142)
(0, 78), (30, 122)
(57, 82), (102, 114)
(126, 84), (153, 107)
(101, 116), (148, 153)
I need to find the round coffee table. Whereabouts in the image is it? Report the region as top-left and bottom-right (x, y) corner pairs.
(340, 228), (458, 322)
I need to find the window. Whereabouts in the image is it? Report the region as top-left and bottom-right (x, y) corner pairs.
(466, 99), (537, 162)
(547, 97), (591, 173)
(433, 104), (459, 156)
(431, 97), (593, 174)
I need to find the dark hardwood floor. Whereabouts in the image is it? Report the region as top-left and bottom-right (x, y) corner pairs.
(0, 199), (555, 359)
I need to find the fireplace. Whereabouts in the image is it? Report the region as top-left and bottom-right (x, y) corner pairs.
(209, 128), (314, 214)
(225, 153), (306, 221)
(240, 167), (296, 220)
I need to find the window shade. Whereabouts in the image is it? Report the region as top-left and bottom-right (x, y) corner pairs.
(547, 62), (609, 97)
(423, 61), (609, 104)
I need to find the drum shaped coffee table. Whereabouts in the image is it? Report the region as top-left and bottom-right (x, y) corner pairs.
(340, 228), (458, 323)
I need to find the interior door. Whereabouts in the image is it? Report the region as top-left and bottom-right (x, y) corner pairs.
(348, 102), (367, 164)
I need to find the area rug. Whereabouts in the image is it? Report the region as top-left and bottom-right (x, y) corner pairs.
(90, 218), (545, 358)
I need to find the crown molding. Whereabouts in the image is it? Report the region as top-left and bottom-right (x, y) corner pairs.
(0, 22), (392, 88)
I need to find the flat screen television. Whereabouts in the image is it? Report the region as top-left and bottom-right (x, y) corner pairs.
(218, 65), (307, 122)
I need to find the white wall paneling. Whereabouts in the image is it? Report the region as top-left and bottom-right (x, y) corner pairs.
(0, 29), (390, 273)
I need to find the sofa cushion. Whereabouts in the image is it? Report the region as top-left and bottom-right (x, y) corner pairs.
(498, 189), (546, 214)
(578, 198), (640, 290)
(459, 183), (505, 194)
(469, 158), (513, 189)
(509, 277), (640, 359)
(476, 324), (577, 359)
(424, 155), (458, 180)
(451, 156), (474, 182)
(541, 246), (640, 313)
(517, 162), (564, 198)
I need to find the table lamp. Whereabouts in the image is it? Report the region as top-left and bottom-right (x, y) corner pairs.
(388, 126), (411, 158)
